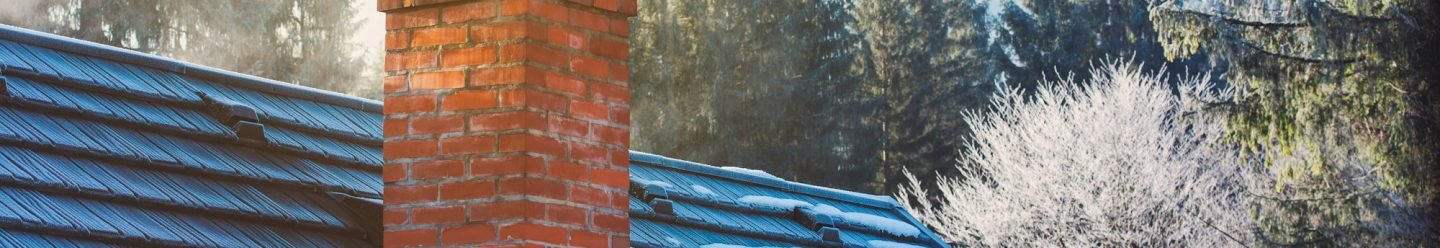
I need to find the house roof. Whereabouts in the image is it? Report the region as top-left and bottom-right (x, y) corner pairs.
(0, 24), (382, 247)
(628, 151), (950, 248)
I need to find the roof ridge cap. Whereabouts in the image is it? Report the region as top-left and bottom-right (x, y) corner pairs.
(628, 150), (899, 208)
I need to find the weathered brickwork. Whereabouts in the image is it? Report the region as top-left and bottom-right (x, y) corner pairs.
(380, 0), (636, 247)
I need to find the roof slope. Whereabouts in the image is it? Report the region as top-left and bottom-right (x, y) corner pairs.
(0, 24), (381, 247)
(628, 151), (949, 248)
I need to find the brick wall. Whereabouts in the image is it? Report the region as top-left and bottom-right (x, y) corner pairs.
(379, 0), (635, 247)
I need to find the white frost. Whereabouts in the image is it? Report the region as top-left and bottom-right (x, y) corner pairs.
(630, 176), (674, 189)
(738, 195), (813, 212)
(814, 204), (923, 238)
(719, 166), (783, 181)
(691, 184), (717, 196)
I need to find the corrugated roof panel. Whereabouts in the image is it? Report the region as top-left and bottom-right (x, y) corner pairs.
(629, 151), (949, 247)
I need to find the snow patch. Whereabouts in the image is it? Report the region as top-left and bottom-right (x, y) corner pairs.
(738, 195), (813, 212)
(691, 184), (717, 196)
(814, 204), (923, 238)
(719, 166), (783, 181)
(867, 240), (927, 248)
(631, 176), (674, 189)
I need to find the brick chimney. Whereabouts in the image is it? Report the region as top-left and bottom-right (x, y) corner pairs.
(379, 0), (635, 247)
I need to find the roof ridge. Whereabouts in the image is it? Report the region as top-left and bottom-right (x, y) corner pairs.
(0, 24), (381, 113)
(628, 150), (899, 208)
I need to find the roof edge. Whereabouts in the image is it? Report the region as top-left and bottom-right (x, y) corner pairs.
(629, 150), (899, 208)
(0, 24), (382, 113)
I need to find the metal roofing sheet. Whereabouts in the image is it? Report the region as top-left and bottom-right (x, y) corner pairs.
(0, 24), (380, 247)
(628, 151), (950, 247)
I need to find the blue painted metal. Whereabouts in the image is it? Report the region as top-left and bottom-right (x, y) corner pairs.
(0, 24), (380, 246)
(629, 151), (951, 247)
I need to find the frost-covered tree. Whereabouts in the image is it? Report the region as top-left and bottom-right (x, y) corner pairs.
(897, 62), (1255, 247)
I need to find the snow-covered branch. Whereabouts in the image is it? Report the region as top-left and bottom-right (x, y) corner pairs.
(897, 61), (1255, 247)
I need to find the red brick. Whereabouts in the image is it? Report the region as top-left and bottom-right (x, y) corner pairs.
(385, 139), (438, 159)
(413, 205), (467, 225)
(386, 184), (438, 204)
(591, 37), (627, 61)
(593, 0), (619, 12)
(608, 61), (629, 82)
(569, 99), (607, 120)
(385, 118), (409, 137)
(609, 17), (630, 37)
(384, 208), (408, 226)
(471, 21), (534, 43)
(499, 222), (569, 245)
(609, 106), (629, 124)
(591, 167), (627, 189)
(535, 1), (570, 23)
(592, 212), (628, 233)
(548, 116), (589, 138)
(387, 9), (439, 30)
(413, 71), (466, 90)
(569, 9), (608, 32)
(610, 236), (630, 248)
(548, 160), (590, 181)
(499, 177), (568, 200)
(546, 26), (588, 50)
(545, 204), (588, 226)
(440, 179), (496, 200)
(570, 229), (607, 247)
(499, 88), (568, 112)
(385, 76), (408, 93)
(568, 56), (610, 79)
(385, 50), (437, 71)
(472, 156), (539, 177)
(617, 0), (637, 16)
(386, 32), (411, 50)
(442, 90), (498, 111)
(498, 133), (568, 156)
(413, 27), (468, 47)
(568, 185), (608, 208)
(544, 72), (587, 96)
(588, 81), (626, 104)
(442, 1), (497, 23)
(383, 163), (407, 183)
(410, 115), (465, 134)
(411, 160), (464, 180)
(385, 94), (437, 114)
(471, 111), (546, 132)
(471, 200), (545, 221)
(440, 135), (497, 155)
(499, 44), (568, 68)
(385, 229), (437, 247)
(442, 224), (498, 245)
(592, 125), (628, 147)
(608, 149), (629, 167)
(570, 142), (608, 165)
(500, 0), (535, 16)
(441, 46), (498, 67)
(471, 66), (543, 86)
(608, 190), (629, 210)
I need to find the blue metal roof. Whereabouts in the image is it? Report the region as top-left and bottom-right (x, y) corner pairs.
(0, 24), (380, 247)
(628, 151), (950, 248)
